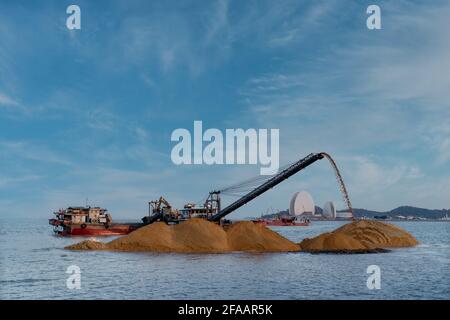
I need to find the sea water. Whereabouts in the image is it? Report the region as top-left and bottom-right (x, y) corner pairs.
(0, 219), (448, 299)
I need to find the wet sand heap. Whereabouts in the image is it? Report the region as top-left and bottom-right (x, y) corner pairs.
(66, 218), (299, 253)
(66, 219), (418, 254)
(299, 220), (418, 253)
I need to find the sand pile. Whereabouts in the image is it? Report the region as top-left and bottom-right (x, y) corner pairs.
(66, 218), (300, 253)
(68, 240), (107, 250)
(66, 219), (418, 254)
(107, 218), (229, 253)
(299, 220), (418, 253)
(226, 221), (300, 252)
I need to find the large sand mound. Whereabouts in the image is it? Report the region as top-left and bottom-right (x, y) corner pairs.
(299, 220), (418, 253)
(66, 218), (300, 253)
(106, 218), (230, 253)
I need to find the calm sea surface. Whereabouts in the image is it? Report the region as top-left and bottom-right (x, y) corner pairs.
(0, 219), (448, 299)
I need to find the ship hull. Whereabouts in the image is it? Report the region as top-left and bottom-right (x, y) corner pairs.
(252, 219), (310, 226)
(49, 220), (141, 236)
(67, 224), (139, 236)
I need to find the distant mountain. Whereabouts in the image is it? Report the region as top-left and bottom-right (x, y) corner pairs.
(350, 206), (450, 219)
(261, 205), (450, 219)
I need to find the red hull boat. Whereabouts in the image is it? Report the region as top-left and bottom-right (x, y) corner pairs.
(252, 216), (310, 226)
(49, 207), (142, 236)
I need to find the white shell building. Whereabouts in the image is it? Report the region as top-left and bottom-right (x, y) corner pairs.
(289, 191), (315, 216)
(323, 201), (336, 218)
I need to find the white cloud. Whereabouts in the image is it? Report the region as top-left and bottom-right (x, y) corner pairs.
(267, 1), (337, 47)
(85, 108), (118, 131)
(205, 0), (230, 45)
(345, 156), (422, 193)
(0, 174), (41, 189)
(0, 141), (72, 166)
(0, 92), (19, 108)
(134, 127), (149, 140)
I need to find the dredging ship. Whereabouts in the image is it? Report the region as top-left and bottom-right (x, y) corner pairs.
(49, 206), (141, 236)
(50, 152), (353, 235)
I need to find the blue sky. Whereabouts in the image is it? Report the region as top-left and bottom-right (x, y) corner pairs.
(1, 0), (449, 219)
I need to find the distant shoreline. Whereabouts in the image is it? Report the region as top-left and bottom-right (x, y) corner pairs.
(259, 205), (450, 221)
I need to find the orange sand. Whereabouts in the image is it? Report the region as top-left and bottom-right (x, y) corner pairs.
(299, 220), (418, 253)
(226, 221), (300, 252)
(66, 218), (300, 253)
(66, 219), (418, 254)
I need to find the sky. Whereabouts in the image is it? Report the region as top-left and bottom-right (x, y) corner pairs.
(0, 0), (449, 219)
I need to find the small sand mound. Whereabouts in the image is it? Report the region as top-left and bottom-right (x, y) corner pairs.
(227, 221), (300, 252)
(299, 220), (418, 253)
(66, 240), (107, 250)
(65, 218), (300, 253)
(299, 232), (368, 252)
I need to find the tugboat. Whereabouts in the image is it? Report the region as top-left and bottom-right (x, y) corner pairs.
(49, 206), (141, 236)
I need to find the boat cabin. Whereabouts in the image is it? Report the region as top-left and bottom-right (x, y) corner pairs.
(179, 206), (216, 219)
(55, 206), (110, 224)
